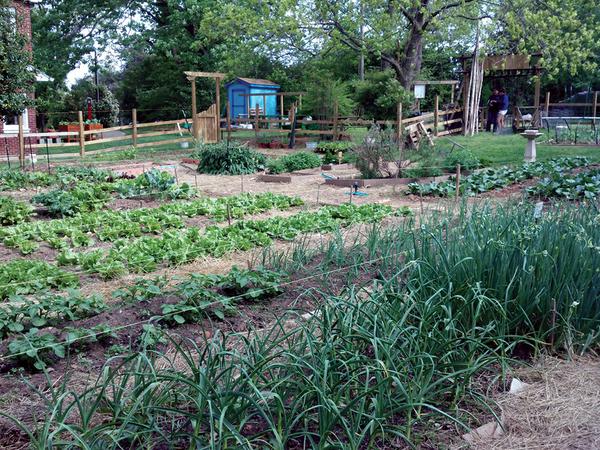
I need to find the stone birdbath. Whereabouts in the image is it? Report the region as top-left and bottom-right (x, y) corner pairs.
(520, 129), (543, 162)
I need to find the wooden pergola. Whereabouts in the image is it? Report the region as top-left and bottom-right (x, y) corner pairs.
(184, 71), (226, 142)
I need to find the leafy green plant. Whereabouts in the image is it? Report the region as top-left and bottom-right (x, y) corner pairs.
(267, 151), (321, 174)
(7, 329), (64, 370)
(0, 260), (79, 300)
(195, 142), (266, 175)
(32, 182), (112, 217)
(442, 148), (481, 171)
(527, 168), (600, 200)
(0, 196), (33, 225)
(138, 324), (167, 349)
(115, 169), (194, 199)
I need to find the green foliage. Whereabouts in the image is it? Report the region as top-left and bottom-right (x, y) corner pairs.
(32, 182), (112, 217)
(0, 170), (53, 191)
(60, 204), (393, 279)
(355, 125), (400, 178)
(0, 289), (106, 339)
(63, 80), (120, 127)
(115, 169), (194, 199)
(442, 148), (481, 171)
(352, 71), (413, 119)
(7, 328), (64, 370)
(0, 196), (33, 225)
(138, 324), (167, 349)
(0, 1), (35, 119)
(267, 152), (321, 174)
(527, 168), (600, 200)
(302, 78), (356, 118)
(0, 260), (79, 300)
(195, 143), (267, 175)
(408, 157), (589, 197)
(0, 192), (303, 255)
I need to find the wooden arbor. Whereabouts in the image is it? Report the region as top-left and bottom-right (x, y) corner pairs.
(185, 71), (226, 143)
(460, 54), (543, 132)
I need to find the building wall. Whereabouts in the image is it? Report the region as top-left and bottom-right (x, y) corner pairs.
(0, 0), (37, 156)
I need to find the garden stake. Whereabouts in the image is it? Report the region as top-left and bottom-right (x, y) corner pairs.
(227, 203), (232, 226)
(3, 137), (10, 169)
(194, 173), (198, 189)
(28, 137), (35, 171)
(455, 164), (461, 202)
(45, 139), (50, 173)
(241, 173), (244, 193)
(316, 184), (320, 205)
(348, 187), (353, 204)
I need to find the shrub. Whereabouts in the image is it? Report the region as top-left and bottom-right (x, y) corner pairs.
(195, 143), (266, 175)
(0, 196), (33, 225)
(267, 152), (322, 174)
(355, 126), (400, 178)
(315, 141), (354, 154)
(443, 148), (481, 171)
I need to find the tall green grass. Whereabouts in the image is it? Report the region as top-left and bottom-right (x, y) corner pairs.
(4, 201), (599, 448)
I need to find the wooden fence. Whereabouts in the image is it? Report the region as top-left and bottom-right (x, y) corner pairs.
(2, 109), (194, 165)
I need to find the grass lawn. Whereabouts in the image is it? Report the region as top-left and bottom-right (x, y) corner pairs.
(445, 133), (600, 166)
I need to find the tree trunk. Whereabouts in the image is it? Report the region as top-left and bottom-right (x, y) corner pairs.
(382, 23), (424, 89)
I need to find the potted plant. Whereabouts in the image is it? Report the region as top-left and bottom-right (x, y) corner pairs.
(84, 119), (103, 141)
(257, 135), (272, 149)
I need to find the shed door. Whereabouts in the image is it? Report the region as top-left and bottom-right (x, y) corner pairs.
(231, 88), (247, 120)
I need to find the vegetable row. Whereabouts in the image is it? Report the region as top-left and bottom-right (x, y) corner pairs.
(0, 192), (304, 254)
(407, 157), (590, 197)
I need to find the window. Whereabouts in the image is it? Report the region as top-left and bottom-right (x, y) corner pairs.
(3, 110), (30, 134)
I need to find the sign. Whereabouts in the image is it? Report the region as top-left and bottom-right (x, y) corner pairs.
(414, 84), (426, 99)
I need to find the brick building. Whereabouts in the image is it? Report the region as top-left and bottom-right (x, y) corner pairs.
(0, 0), (44, 156)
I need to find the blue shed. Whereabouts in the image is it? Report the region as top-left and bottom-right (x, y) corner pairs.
(225, 77), (280, 121)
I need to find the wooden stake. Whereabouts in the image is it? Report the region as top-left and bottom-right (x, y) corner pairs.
(227, 203), (232, 226)
(333, 101), (339, 141)
(190, 77), (198, 140)
(132, 108), (138, 148)
(215, 77), (221, 142)
(455, 164), (461, 201)
(279, 94), (284, 120)
(226, 100), (232, 142)
(434, 95), (439, 137)
(78, 111), (85, 157)
(544, 92), (550, 117)
(17, 114), (25, 168)
(593, 91), (598, 125)
(254, 104), (260, 140)
(396, 102), (403, 148)
(241, 173), (244, 193)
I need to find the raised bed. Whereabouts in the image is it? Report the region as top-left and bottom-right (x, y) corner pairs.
(257, 174), (292, 183)
(325, 174), (452, 188)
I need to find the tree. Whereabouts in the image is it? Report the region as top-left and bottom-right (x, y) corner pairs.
(0, 0), (35, 121)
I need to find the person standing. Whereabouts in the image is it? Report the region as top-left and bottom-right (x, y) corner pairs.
(486, 89), (500, 132)
(497, 88), (509, 132)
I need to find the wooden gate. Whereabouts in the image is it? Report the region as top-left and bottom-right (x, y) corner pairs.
(196, 104), (218, 143)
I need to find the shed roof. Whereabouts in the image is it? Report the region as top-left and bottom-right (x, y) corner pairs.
(226, 77), (280, 88)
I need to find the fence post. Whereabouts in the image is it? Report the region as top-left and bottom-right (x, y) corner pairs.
(279, 94), (284, 121)
(78, 111), (85, 157)
(333, 101), (339, 141)
(396, 102), (403, 148)
(434, 95), (439, 137)
(544, 92), (550, 117)
(226, 100), (232, 142)
(131, 108), (138, 148)
(18, 114), (25, 168)
(254, 104), (260, 141)
(215, 77), (221, 142)
(593, 91), (598, 125)
(191, 77), (198, 140)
